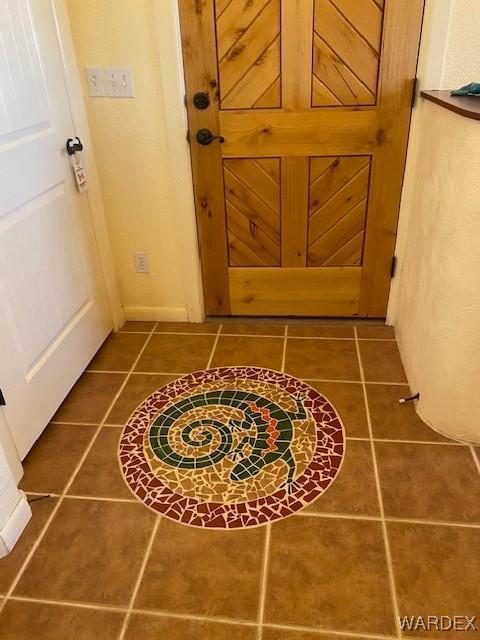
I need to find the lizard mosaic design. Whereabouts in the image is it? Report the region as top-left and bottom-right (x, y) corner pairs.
(149, 389), (308, 487)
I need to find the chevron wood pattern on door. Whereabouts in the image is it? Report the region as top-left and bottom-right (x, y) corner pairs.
(308, 156), (371, 266)
(312, 0), (384, 106)
(215, 0), (281, 109)
(224, 158), (281, 266)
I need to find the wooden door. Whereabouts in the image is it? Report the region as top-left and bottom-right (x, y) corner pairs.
(0, 0), (112, 458)
(179, 0), (424, 316)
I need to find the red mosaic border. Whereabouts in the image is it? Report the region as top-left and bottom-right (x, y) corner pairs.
(119, 367), (345, 529)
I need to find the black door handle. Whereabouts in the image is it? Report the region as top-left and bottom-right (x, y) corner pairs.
(66, 136), (83, 155)
(196, 129), (225, 146)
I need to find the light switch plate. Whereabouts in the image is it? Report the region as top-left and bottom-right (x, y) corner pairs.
(85, 67), (105, 97)
(105, 67), (135, 98)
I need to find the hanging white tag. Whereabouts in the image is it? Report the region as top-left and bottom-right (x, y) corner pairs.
(71, 153), (88, 192)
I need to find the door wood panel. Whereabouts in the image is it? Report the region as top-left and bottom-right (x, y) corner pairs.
(224, 158), (281, 267)
(179, 0), (424, 317)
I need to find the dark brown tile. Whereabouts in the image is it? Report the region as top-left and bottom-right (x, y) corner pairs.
(0, 498), (57, 595)
(376, 442), (480, 522)
(265, 517), (395, 634)
(356, 324), (395, 339)
(53, 373), (126, 423)
(88, 332), (147, 371)
(210, 336), (284, 370)
(156, 322), (219, 333)
(68, 428), (131, 499)
(359, 341), (407, 383)
(307, 381), (368, 437)
(264, 630), (371, 640)
(124, 614), (256, 640)
(119, 321), (156, 332)
(135, 334), (215, 373)
(106, 373), (177, 424)
(304, 440), (379, 516)
(221, 322), (285, 336)
(288, 324), (354, 338)
(388, 522), (480, 638)
(285, 339), (360, 381)
(135, 517), (264, 621)
(15, 499), (156, 606)
(0, 600), (123, 640)
(19, 424), (95, 494)
(367, 384), (451, 442)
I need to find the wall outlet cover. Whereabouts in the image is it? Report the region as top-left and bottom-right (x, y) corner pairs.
(134, 252), (150, 273)
(105, 67), (135, 98)
(85, 67), (105, 97)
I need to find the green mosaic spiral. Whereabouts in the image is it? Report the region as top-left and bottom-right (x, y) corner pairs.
(149, 389), (308, 484)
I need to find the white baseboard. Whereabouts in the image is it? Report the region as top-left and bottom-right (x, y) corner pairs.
(0, 492), (32, 558)
(123, 306), (189, 322)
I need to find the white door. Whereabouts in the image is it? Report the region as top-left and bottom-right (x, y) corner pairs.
(0, 0), (112, 459)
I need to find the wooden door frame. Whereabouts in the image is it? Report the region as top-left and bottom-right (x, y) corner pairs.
(53, 0), (124, 329)
(178, 0), (425, 317)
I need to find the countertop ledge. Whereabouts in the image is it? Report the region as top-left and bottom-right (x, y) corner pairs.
(421, 90), (480, 121)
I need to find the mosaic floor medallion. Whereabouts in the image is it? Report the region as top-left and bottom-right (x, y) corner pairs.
(119, 367), (345, 529)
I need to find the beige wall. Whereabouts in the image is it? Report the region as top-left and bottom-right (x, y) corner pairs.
(388, 0), (480, 442)
(66, 0), (203, 322)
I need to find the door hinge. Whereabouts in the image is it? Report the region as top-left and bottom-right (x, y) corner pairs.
(390, 255), (398, 278)
(411, 77), (419, 108)
(0, 388), (5, 406)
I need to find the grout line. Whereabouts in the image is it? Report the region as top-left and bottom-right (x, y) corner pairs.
(264, 622), (397, 639)
(84, 369), (130, 375)
(130, 371), (188, 377)
(64, 494), (137, 503)
(256, 524), (271, 640)
(9, 595), (127, 613)
(206, 324), (223, 368)
(348, 437), (464, 446)
(118, 330), (153, 334)
(469, 445), (480, 475)
(254, 326), (288, 638)
(354, 326), (402, 639)
(280, 325), (288, 372)
(76, 372), (410, 386)
(117, 517), (161, 640)
(294, 510), (480, 529)
(384, 516), (480, 529)
(130, 608), (258, 628)
(49, 421), (100, 426)
(296, 511), (381, 522)
(24, 492), (480, 528)
(0, 323), (159, 617)
(5, 594), (397, 638)
(146, 330), (396, 341)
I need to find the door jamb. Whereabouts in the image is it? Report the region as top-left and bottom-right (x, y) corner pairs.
(51, 0), (125, 329)
(153, 0), (205, 322)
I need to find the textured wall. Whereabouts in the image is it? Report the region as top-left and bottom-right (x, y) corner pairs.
(442, 0), (480, 88)
(66, 0), (190, 320)
(389, 0), (480, 442)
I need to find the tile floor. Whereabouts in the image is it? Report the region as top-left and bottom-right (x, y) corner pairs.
(1, 321), (479, 639)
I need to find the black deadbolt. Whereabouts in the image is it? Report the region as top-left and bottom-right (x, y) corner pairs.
(193, 92), (210, 110)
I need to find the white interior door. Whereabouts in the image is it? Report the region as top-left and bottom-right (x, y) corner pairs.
(0, 0), (112, 459)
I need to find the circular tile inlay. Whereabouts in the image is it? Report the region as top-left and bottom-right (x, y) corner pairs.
(119, 367), (345, 529)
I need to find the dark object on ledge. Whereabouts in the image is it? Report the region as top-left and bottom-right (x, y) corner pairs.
(421, 90), (480, 121)
(450, 82), (480, 96)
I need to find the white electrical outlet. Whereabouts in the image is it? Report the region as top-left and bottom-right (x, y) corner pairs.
(134, 252), (150, 273)
(105, 67), (135, 98)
